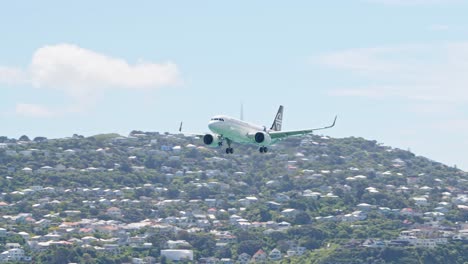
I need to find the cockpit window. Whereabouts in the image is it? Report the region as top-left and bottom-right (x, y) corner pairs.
(211, 118), (225, 121)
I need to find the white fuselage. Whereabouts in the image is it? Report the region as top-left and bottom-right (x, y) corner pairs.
(208, 115), (270, 145)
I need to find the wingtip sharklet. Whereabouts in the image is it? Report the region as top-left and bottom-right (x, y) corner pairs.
(332, 115), (337, 127)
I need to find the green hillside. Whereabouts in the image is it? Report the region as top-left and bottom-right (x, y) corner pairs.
(0, 133), (466, 263)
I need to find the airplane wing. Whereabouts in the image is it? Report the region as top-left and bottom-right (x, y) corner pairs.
(178, 122), (205, 137)
(269, 116), (337, 140)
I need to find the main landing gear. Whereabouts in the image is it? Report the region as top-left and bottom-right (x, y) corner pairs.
(225, 138), (234, 154)
(259, 146), (268, 153)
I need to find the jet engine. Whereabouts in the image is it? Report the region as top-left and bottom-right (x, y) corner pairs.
(254, 131), (272, 145)
(203, 133), (221, 147)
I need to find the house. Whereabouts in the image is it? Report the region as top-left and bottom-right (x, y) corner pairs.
(400, 208), (421, 217)
(362, 239), (385, 248)
(275, 193), (290, 202)
(281, 208), (299, 218)
(38, 166), (54, 173)
(412, 197), (429, 206)
(5, 243), (20, 250)
(198, 257), (219, 264)
(251, 249), (267, 263)
(302, 190), (321, 199)
(107, 207), (122, 218)
(166, 240), (191, 249)
(103, 244), (120, 254)
(238, 196), (258, 207)
(411, 238), (447, 248)
(204, 198), (217, 207)
(315, 215), (338, 222)
(0, 228), (6, 237)
(21, 167), (33, 174)
(19, 150), (33, 156)
(160, 249), (193, 262)
(269, 248), (282, 261)
(237, 253), (251, 264)
(342, 211), (367, 222)
(132, 258), (145, 264)
(277, 221), (291, 229)
(392, 158), (406, 167)
(357, 203), (374, 211)
(266, 201), (281, 210)
(0, 248), (31, 263)
(286, 246), (306, 256)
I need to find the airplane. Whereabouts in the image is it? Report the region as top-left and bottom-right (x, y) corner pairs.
(180, 105), (337, 154)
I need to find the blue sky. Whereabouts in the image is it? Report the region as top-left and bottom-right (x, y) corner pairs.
(1, 0), (468, 169)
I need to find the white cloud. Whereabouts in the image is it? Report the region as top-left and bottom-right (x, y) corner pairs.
(29, 44), (181, 98)
(317, 42), (468, 104)
(0, 43), (182, 117)
(15, 103), (56, 118)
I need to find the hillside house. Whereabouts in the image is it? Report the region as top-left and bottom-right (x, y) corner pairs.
(251, 249), (267, 263)
(268, 248), (282, 261)
(237, 253), (251, 264)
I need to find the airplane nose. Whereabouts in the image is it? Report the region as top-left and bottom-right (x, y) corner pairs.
(208, 121), (215, 130)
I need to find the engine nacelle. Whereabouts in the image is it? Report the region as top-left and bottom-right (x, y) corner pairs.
(203, 134), (221, 147)
(254, 131), (272, 145)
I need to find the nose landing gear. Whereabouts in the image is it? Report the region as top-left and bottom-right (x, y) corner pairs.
(259, 146), (268, 153)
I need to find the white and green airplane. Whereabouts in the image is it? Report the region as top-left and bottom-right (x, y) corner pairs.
(182, 106), (336, 154)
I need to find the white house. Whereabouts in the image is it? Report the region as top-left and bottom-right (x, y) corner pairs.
(166, 240), (191, 249)
(160, 249), (193, 262)
(0, 248), (30, 262)
(21, 167), (33, 174)
(412, 197), (429, 206)
(269, 248), (282, 261)
(357, 203), (374, 211)
(237, 253), (251, 264)
(281, 208), (299, 218)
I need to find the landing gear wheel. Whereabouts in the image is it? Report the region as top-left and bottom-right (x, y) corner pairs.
(259, 147), (265, 153)
(263, 147), (268, 153)
(224, 138), (233, 154)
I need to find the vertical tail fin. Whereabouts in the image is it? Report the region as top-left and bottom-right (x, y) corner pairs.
(270, 105), (283, 131)
(240, 103), (244, 121)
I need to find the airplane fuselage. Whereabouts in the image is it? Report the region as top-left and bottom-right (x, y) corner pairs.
(208, 115), (274, 145)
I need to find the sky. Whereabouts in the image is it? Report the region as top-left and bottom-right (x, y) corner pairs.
(1, 0), (468, 169)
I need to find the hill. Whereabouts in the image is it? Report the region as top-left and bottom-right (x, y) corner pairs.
(0, 132), (466, 263)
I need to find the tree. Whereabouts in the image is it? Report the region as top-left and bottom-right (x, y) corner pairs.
(119, 162), (133, 173)
(294, 211), (311, 225)
(19, 135), (30, 141)
(33, 136), (48, 142)
(237, 240), (263, 256)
